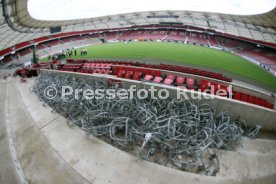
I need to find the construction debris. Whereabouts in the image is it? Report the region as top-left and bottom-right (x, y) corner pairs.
(32, 73), (261, 175)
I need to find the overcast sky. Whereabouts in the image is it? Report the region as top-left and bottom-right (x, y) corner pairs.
(28, 0), (276, 20)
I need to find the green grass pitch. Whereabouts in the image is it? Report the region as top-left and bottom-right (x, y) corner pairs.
(41, 41), (276, 90)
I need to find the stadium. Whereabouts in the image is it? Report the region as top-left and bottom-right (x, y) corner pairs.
(0, 0), (276, 183)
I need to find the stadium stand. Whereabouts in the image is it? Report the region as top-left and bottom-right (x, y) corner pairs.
(1, 27), (275, 77)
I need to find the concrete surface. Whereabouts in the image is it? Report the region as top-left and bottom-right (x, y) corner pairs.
(0, 77), (276, 184)
(1, 78), (89, 184)
(0, 80), (21, 184)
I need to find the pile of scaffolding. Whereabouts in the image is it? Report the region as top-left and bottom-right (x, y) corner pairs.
(33, 73), (261, 175)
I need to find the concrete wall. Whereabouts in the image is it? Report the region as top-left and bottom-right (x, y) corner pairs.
(40, 70), (276, 131)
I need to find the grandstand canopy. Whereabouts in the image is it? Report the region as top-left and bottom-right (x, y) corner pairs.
(12, 0), (276, 29)
(28, 0), (276, 20)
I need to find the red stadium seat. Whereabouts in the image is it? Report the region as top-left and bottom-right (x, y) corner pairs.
(117, 70), (126, 78)
(135, 68), (144, 73)
(260, 99), (267, 107)
(191, 68), (200, 75)
(175, 66), (183, 72)
(186, 78), (195, 89)
(233, 92), (242, 101)
(209, 72), (216, 79)
(264, 101), (270, 109)
(159, 64), (167, 70)
(163, 78), (174, 85)
(143, 63), (149, 68)
(186, 78), (195, 86)
(200, 70), (209, 77)
(241, 94), (249, 102)
(166, 74), (176, 80)
(149, 64), (157, 68)
(199, 80), (209, 93)
(144, 69), (153, 75)
(167, 65), (174, 71)
(247, 96), (256, 104)
(133, 71), (142, 80)
(176, 76), (185, 85)
(144, 75), (153, 81)
(95, 63), (102, 69)
(183, 67), (191, 73)
(254, 98), (262, 105)
(215, 73), (223, 80)
(113, 66), (121, 75)
(153, 76), (163, 83)
(224, 77), (232, 82)
(124, 71), (134, 79)
(153, 70), (162, 77)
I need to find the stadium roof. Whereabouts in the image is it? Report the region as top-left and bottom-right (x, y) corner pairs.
(10, 0), (276, 29)
(28, 0), (276, 20)
(0, 0), (276, 51)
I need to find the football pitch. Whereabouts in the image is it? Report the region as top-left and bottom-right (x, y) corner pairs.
(42, 41), (276, 90)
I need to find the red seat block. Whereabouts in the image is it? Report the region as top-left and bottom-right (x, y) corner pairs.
(144, 69), (153, 75)
(186, 78), (195, 90)
(153, 70), (162, 77)
(167, 65), (174, 71)
(135, 68), (143, 73)
(247, 96), (256, 104)
(163, 78), (174, 85)
(260, 99), (267, 107)
(175, 66), (183, 72)
(153, 76), (163, 83)
(254, 98), (262, 105)
(233, 92), (242, 100)
(117, 70), (126, 78)
(241, 94), (249, 102)
(199, 80), (209, 93)
(191, 68), (200, 75)
(113, 66), (121, 75)
(183, 67), (191, 73)
(225, 77), (233, 82)
(176, 76), (185, 85)
(133, 72), (142, 80)
(209, 72), (216, 79)
(124, 71), (134, 79)
(159, 64), (166, 70)
(201, 70), (209, 77)
(144, 75), (153, 81)
(166, 74), (176, 81)
(215, 73), (223, 80)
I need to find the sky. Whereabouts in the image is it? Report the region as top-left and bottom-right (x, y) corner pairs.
(28, 0), (276, 21)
